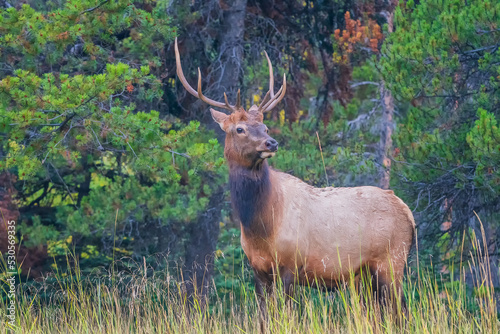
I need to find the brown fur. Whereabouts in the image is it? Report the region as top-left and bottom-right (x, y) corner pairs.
(211, 106), (415, 314)
(175, 45), (414, 318)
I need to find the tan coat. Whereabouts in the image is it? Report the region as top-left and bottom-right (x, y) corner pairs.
(174, 38), (412, 306)
(241, 169), (415, 287)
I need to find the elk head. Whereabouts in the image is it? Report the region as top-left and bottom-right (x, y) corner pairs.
(175, 38), (286, 169)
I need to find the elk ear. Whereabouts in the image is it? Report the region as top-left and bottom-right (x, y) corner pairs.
(210, 108), (228, 130)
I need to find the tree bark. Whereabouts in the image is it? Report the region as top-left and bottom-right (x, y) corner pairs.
(182, 0), (247, 304)
(0, 172), (48, 277)
(214, 0), (247, 104)
(183, 190), (224, 305)
(378, 81), (394, 189)
(378, 9), (395, 190)
(0, 172), (19, 253)
(0, 1), (12, 9)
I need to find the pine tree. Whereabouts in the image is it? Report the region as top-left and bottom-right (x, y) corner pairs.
(0, 0), (226, 282)
(381, 0), (500, 264)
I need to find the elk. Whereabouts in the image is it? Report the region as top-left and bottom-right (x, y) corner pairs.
(174, 38), (415, 315)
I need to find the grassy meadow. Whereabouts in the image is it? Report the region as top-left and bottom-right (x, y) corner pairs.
(1, 229), (499, 334)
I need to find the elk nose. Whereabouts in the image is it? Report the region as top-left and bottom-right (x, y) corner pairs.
(266, 139), (278, 152)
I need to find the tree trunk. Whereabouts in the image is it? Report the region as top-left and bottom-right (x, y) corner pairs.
(0, 172), (19, 253)
(378, 9), (395, 190)
(378, 82), (394, 189)
(182, 0), (247, 304)
(214, 0), (247, 104)
(1, 172), (49, 277)
(0, 1), (12, 9)
(183, 190), (224, 305)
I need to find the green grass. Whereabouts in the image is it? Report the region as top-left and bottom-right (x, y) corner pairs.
(1, 230), (499, 333)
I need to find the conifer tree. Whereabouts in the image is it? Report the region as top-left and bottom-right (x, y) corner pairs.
(0, 0), (226, 286)
(381, 0), (500, 262)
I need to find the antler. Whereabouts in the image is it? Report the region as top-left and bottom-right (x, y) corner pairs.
(258, 51), (287, 112)
(175, 38), (240, 112)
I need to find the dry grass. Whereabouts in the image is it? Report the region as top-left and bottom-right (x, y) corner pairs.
(1, 228), (498, 333)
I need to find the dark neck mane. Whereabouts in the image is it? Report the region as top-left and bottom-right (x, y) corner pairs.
(229, 161), (272, 230)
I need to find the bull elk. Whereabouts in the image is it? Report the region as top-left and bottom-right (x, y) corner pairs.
(174, 38), (415, 316)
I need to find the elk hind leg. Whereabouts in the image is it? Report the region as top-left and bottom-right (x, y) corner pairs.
(369, 262), (406, 320)
(356, 264), (375, 308)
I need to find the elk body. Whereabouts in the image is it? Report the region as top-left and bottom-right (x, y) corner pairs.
(175, 39), (415, 313)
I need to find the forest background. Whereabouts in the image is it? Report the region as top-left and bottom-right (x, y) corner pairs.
(0, 0), (499, 310)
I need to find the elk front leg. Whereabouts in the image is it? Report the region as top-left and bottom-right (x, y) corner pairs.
(254, 270), (273, 333)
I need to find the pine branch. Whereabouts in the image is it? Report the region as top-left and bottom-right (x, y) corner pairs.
(80, 0), (110, 15)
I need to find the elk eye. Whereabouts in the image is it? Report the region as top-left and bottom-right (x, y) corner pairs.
(236, 127), (244, 134)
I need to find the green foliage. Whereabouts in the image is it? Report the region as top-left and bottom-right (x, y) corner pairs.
(382, 0), (499, 101)
(467, 109), (500, 190)
(0, 1), (225, 270)
(244, 47), (380, 188)
(268, 116), (376, 187)
(213, 224), (253, 307)
(0, 64), (167, 178)
(0, 0), (174, 71)
(381, 0), (500, 261)
(58, 125), (225, 237)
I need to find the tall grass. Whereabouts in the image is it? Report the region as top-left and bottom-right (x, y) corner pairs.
(1, 229), (498, 333)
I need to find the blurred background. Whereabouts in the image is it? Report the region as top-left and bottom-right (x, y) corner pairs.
(1, 0), (499, 302)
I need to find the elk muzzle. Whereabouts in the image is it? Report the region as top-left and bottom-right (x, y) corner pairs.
(265, 138), (278, 152)
(257, 137), (279, 159)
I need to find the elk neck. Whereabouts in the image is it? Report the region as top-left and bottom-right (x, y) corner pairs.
(228, 160), (281, 237)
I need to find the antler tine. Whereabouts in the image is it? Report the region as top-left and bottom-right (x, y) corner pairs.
(258, 90), (271, 110)
(235, 89), (241, 109)
(262, 85), (283, 111)
(262, 73), (287, 112)
(175, 37), (235, 112)
(223, 92), (233, 110)
(175, 37), (198, 98)
(197, 69), (235, 111)
(223, 90), (241, 110)
(258, 52), (287, 112)
(264, 51), (274, 99)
